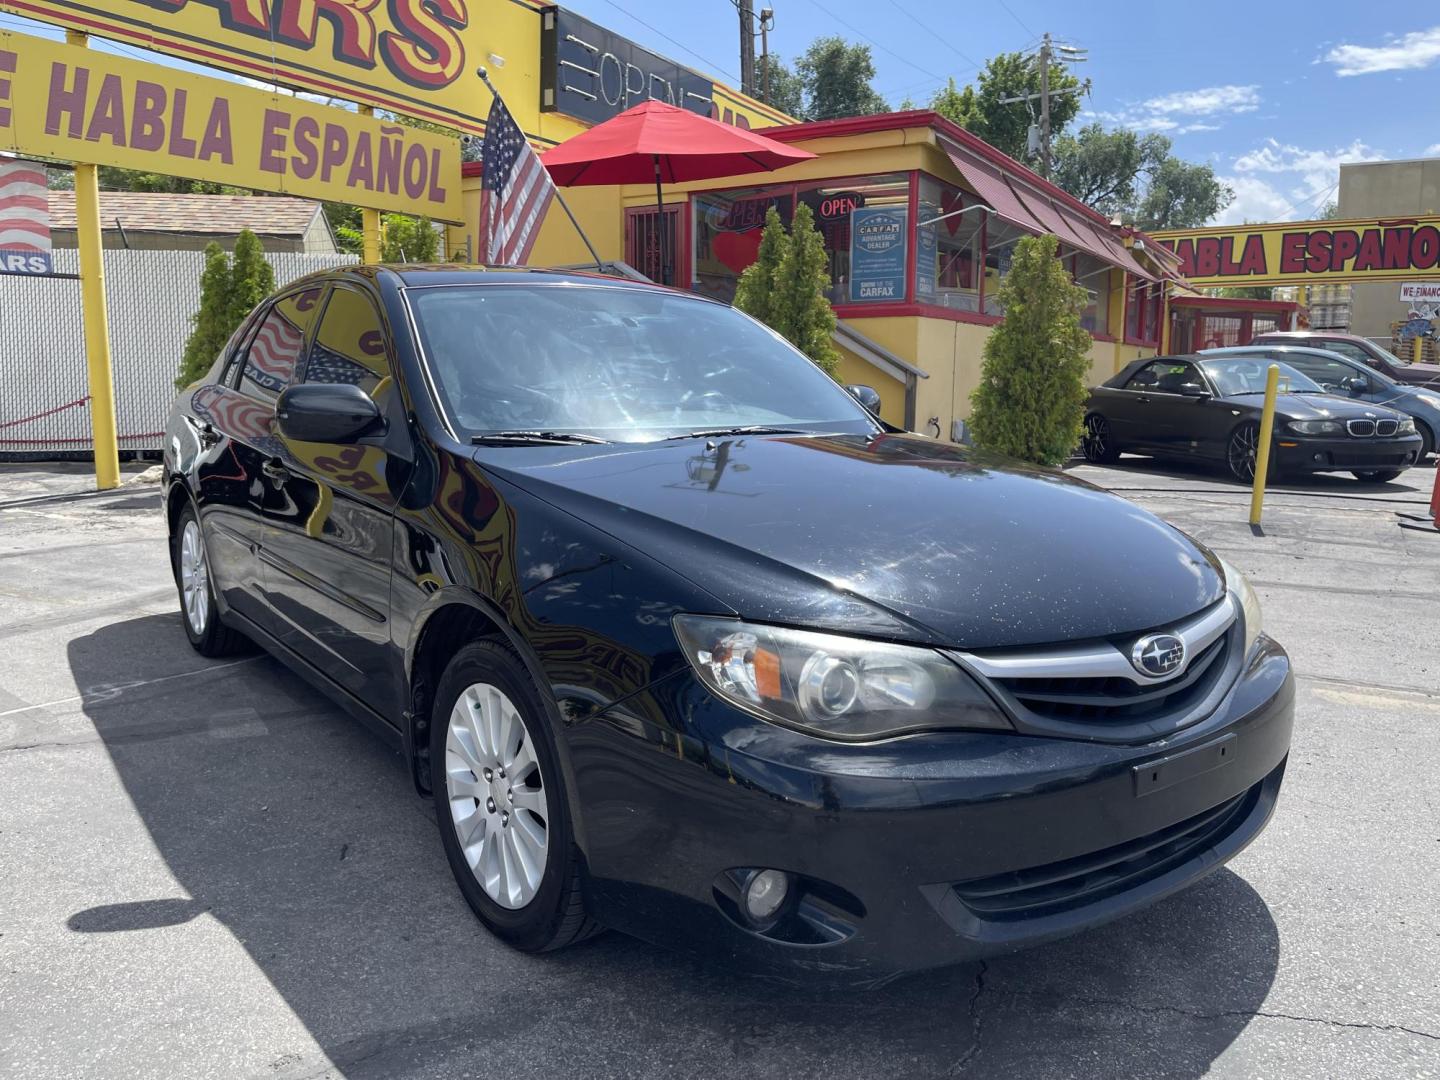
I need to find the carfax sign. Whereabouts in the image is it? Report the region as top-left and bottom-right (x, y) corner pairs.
(0, 30), (462, 222)
(0, 157), (52, 275)
(850, 207), (907, 303)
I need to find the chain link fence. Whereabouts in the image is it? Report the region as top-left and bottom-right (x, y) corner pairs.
(0, 248), (356, 459)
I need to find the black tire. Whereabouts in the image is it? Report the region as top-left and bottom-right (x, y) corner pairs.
(171, 503), (250, 657)
(1416, 421), (1434, 462)
(1352, 469), (1403, 483)
(430, 639), (600, 953)
(1082, 413), (1120, 464)
(1225, 422), (1281, 485)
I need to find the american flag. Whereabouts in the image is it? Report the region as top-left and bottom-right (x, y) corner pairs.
(243, 310), (305, 392)
(0, 158), (53, 274)
(477, 94), (555, 265)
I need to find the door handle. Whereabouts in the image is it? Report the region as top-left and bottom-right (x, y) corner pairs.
(262, 458), (290, 483)
(197, 421), (220, 449)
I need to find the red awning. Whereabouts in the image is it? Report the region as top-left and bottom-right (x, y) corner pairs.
(942, 137), (1161, 282)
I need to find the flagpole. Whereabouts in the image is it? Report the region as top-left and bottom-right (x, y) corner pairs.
(476, 68), (603, 272)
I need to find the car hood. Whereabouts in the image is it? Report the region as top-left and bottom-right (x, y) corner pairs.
(1266, 393), (1410, 420)
(1396, 362), (1440, 386)
(478, 432), (1225, 649)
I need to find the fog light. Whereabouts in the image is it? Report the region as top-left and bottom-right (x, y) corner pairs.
(744, 869), (791, 922)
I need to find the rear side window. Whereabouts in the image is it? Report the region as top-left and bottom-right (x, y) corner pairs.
(303, 286), (390, 396)
(236, 286), (323, 402)
(1322, 340), (1370, 363)
(1279, 354), (1356, 390)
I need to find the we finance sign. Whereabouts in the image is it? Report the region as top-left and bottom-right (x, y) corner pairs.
(0, 30), (461, 222)
(1152, 217), (1440, 287)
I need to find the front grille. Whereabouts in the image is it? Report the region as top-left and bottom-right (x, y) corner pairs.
(997, 632), (1231, 727)
(949, 596), (1241, 742)
(1375, 418), (1399, 436)
(1347, 418), (1376, 436)
(950, 785), (1257, 921)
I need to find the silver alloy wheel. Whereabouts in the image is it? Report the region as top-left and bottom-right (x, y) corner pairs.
(444, 682), (550, 910)
(1228, 425), (1259, 482)
(179, 519), (209, 635)
(1084, 415), (1109, 460)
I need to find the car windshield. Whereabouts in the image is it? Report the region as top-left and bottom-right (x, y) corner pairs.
(1368, 341), (1413, 366)
(405, 283), (879, 443)
(1198, 358), (1324, 397)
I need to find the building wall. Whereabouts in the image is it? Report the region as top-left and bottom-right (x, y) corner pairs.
(831, 347), (906, 428)
(1339, 158), (1440, 342)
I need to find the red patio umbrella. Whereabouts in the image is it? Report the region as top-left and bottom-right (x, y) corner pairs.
(541, 100), (816, 284)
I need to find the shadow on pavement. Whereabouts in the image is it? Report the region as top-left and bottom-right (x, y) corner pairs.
(67, 613), (1280, 1078)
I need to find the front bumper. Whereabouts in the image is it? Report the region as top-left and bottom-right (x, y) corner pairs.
(565, 637), (1294, 981)
(1273, 432), (1421, 472)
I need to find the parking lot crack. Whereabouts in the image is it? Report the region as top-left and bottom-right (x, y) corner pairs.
(948, 960), (987, 1076)
(1005, 989), (1438, 1041)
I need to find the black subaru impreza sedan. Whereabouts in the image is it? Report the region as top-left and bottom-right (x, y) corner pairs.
(162, 266), (1293, 981)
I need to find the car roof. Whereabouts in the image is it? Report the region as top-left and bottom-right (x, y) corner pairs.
(1201, 345), (1363, 363)
(1252, 330), (1369, 343)
(277, 263), (707, 298)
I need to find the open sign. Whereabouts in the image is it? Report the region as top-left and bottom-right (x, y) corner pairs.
(814, 191), (865, 222)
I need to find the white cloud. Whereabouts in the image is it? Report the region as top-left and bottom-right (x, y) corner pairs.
(1143, 84), (1261, 116)
(1325, 26), (1440, 76)
(1209, 138), (1386, 225)
(1426, 143), (1440, 157)
(1176, 123), (1221, 135)
(1213, 176), (1297, 226)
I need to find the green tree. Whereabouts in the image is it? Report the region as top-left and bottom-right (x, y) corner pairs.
(1318, 201), (1341, 220)
(795, 37), (888, 121)
(769, 202), (839, 374)
(968, 233), (1092, 466)
(1133, 156), (1233, 230)
(733, 205), (788, 327)
(755, 55), (806, 118)
(1051, 124), (1170, 218)
(96, 167), (248, 195)
(175, 230), (275, 388)
(733, 203), (839, 375)
(381, 214), (440, 262)
(932, 53), (1084, 163)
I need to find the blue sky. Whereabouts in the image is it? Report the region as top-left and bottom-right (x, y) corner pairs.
(570, 0), (1440, 224)
(5, 1), (1438, 226)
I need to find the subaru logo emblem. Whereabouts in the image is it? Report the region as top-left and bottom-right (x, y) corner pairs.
(1131, 633), (1186, 677)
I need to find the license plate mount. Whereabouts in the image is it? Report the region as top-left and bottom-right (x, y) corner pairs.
(1133, 733), (1237, 797)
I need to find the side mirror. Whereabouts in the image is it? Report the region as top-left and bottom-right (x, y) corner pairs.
(1344, 376), (1369, 394)
(845, 384), (882, 414)
(1179, 382), (1210, 399)
(276, 383), (383, 444)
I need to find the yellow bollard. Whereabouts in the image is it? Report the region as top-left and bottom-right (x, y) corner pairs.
(1248, 364), (1280, 526)
(358, 105), (382, 264)
(1416, 337), (1424, 365)
(66, 30), (120, 491)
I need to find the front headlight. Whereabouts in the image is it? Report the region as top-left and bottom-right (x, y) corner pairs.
(1397, 417), (1416, 434)
(1218, 558), (1263, 656)
(1287, 419), (1343, 435)
(673, 615), (1010, 740)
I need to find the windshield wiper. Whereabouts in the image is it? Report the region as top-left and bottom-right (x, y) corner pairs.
(662, 425), (809, 441)
(471, 430), (610, 446)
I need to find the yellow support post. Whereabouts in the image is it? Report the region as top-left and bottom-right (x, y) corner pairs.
(66, 30), (119, 491)
(1416, 337), (1424, 365)
(358, 105), (382, 263)
(1249, 364), (1280, 526)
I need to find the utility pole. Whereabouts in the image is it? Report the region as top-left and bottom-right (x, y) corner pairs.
(738, 0), (756, 98)
(759, 7), (774, 105)
(1038, 33), (1052, 179)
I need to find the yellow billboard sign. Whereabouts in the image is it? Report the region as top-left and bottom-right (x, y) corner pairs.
(0, 29), (462, 222)
(0, 1), (791, 143)
(1150, 216), (1440, 288)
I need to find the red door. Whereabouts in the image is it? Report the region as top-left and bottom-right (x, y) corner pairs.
(625, 205), (684, 285)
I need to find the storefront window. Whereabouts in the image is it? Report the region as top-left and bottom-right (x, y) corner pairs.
(982, 216), (1027, 316)
(916, 175), (982, 312)
(1073, 253), (1111, 336)
(1125, 279), (1163, 345)
(693, 188), (793, 303)
(797, 174), (909, 304)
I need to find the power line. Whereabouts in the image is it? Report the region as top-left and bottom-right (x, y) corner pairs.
(588, 0), (742, 84)
(995, 0), (1037, 39)
(792, 0), (948, 84)
(882, 0), (981, 70)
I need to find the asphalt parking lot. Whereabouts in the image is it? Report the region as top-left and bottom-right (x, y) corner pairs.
(1, 457), (1437, 1079)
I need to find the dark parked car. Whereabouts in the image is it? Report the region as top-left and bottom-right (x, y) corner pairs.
(1251, 331), (1440, 389)
(163, 267), (1293, 981)
(1084, 354), (1422, 483)
(1203, 344), (1440, 461)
